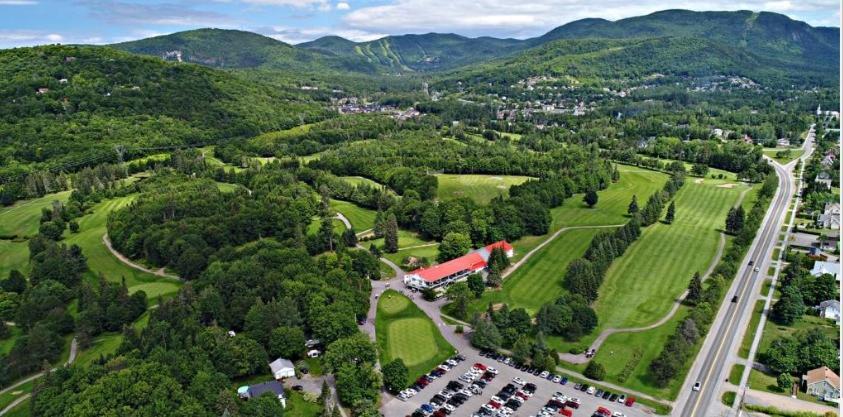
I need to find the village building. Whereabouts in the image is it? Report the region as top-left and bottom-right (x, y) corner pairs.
(817, 300), (840, 324)
(237, 380), (286, 408)
(802, 366), (840, 402)
(268, 357), (296, 380)
(403, 241), (514, 290)
(815, 171), (833, 189)
(817, 202), (840, 230)
(811, 260), (840, 282)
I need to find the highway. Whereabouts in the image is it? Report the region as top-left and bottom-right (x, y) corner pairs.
(677, 131), (812, 417)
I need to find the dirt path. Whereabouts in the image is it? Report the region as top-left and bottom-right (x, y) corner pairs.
(560, 187), (753, 364)
(102, 234), (182, 280)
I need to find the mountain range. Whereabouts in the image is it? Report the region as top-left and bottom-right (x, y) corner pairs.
(112, 9), (839, 82)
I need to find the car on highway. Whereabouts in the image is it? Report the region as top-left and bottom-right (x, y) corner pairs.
(693, 381), (702, 391)
(731, 295), (738, 303)
(754, 266), (760, 272)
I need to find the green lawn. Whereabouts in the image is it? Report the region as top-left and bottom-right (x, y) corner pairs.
(74, 332), (124, 367)
(579, 305), (691, 399)
(0, 379), (33, 412)
(593, 178), (749, 330)
(730, 364), (745, 385)
(382, 244), (439, 270)
(367, 229), (434, 252)
(376, 290), (455, 383)
(306, 217), (346, 235)
(215, 181), (241, 193)
(549, 166), (669, 229)
(762, 148), (805, 163)
(330, 199), (377, 232)
(738, 301), (766, 358)
(3, 397), (29, 417)
(465, 228), (605, 317)
(62, 195), (182, 297)
(435, 174), (532, 204)
(340, 176), (384, 189)
(0, 190), (71, 238)
(284, 390), (323, 417)
(758, 314), (839, 355)
(0, 241), (28, 280)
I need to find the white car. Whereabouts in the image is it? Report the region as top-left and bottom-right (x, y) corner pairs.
(551, 375), (561, 383)
(439, 390), (453, 399)
(482, 404), (495, 412)
(569, 397), (580, 405)
(444, 405), (456, 413)
(617, 394), (626, 403)
(487, 367), (499, 375)
(438, 364), (451, 371)
(512, 377), (526, 386)
(613, 412), (626, 417)
(490, 396), (502, 404)
(586, 386), (596, 395)
(693, 381), (702, 391)
(540, 371), (549, 378)
(459, 389), (473, 397)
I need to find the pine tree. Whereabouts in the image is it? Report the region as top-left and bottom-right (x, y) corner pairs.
(373, 209), (385, 238)
(583, 189), (599, 208)
(665, 201), (675, 224)
(687, 272), (702, 304)
(627, 195), (639, 214)
(384, 213), (399, 253)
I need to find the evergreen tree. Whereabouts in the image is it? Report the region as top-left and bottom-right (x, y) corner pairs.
(373, 209), (385, 238)
(665, 201), (675, 224)
(627, 195), (639, 215)
(583, 190), (599, 208)
(686, 272), (703, 304)
(384, 214), (398, 253)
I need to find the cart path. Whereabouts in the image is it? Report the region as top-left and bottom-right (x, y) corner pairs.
(560, 186), (752, 364)
(0, 337), (77, 416)
(102, 234), (182, 281)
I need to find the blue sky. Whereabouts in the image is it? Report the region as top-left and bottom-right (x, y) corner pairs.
(0, 0), (839, 48)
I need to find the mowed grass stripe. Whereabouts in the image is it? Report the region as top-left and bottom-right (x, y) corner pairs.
(376, 290), (455, 383)
(469, 228), (605, 316)
(436, 174), (532, 205)
(0, 190), (71, 237)
(594, 180), (748, 330)
(550, 167), (668, 228)
(330, 199), (377, 231)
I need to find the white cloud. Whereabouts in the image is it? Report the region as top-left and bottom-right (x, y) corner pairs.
(0, 30), (63, 47)
(336, 1), (349, 10)
(342, 0), (841, 38)
(260, 25), (384, 44)
(0, 0), (37, 5)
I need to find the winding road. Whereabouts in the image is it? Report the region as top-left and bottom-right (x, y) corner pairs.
(102, 234), (182, 280)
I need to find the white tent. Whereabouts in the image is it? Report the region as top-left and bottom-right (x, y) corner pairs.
(269, 358), (295, 379)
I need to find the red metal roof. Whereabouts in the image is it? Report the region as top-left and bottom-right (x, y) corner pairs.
(411, 252), (487, 282)
(484, 241), (513, 253)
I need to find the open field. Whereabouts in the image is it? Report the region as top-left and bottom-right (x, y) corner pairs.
(435, 174), (532, 204)
(757, 314), (839, 355)
(0, 241), (28, 280)
(0, 190), (72, 238)
(466, 228), (605, 316)
(306, 217), (346, 235)
(63, 195), (182, 297)
(748, 368), (835, 406)
(762, 147), (805, 163)
(593, 178), (750, 330)
(578, 304), (692, 399)
(382, 244), (439, 270)
(330, 199), (377, 231)
(340, 176), (384, 189)
(549, 167), (669, 229)
(376, 290), (455, 383)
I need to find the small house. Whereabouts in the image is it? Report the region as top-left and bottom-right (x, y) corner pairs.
(811, 261), (840, 282)
(269, 357), (295, 380)
(817, 300), (840, 324)
(815, 172), (833, 189)
(802, 366), (840, 402)
(818, 202), (840, 230)
(237, 380), (286, 408)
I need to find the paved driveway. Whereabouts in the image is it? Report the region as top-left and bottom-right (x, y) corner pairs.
(383, 355), (656, 417)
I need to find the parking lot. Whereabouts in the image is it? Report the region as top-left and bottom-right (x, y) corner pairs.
(382, 351), (656, 417)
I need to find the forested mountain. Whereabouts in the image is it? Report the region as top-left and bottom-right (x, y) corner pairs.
(0, 44), (330, 202)
(300, 33), (523, 72)
(109, 10), (838, 81)
(532, 10), (839, 70)
(113, 28), (383, 74)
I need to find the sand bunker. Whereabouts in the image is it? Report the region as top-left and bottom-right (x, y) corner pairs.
(717, 183), (736, 188)
(694, 178), (704, 184)
(491, 176), (503, 181)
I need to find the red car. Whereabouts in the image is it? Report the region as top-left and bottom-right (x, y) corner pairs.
(488, 401), (502, 409)
(597, 407), (612, 417)
(624, 397), (636, 407)
(473, 363), (487, 371)
(560, 410), (573, 417)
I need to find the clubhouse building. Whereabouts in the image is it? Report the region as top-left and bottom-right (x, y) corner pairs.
(403, 241), (514, 290)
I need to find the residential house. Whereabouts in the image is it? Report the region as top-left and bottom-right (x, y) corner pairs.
(810, 260), (840, 282)
(802, 366), (840, 402)
(268, 358), (296, 380)
(777, 137), (790, 147)
(817, 202), (840, 230)
(237, 380), (286, 408)
(817, 300), (840, 324)
(403, 241), (514, 290)
(815, 171), (833, 189)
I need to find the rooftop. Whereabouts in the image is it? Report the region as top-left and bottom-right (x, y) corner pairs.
(803, 366), (840, 390)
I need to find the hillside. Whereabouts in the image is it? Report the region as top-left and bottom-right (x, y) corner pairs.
(0, 45), (329, 180)
(532, 10), (839, 70)
(300, 33), (523, 72)
(113, 28), (381, 74)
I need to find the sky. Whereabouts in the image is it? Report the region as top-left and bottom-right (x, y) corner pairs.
(0, 0), (839, 48)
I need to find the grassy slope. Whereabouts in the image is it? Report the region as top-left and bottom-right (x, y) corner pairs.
(435, 174), (532, 204)
(0, 241), (28, 280)
(0, 191), (72, 238)
(375, 290), (455, 383)
(62, 195), (182, 298)
(594, 178), (750, 330)
(466, 228), (605, 316)
(330, 199), (377, 231)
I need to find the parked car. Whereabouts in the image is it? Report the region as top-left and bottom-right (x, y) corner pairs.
(512, 377), (526, 386)
(693, 381), (701, 391)
(586, 386), (596, 395)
